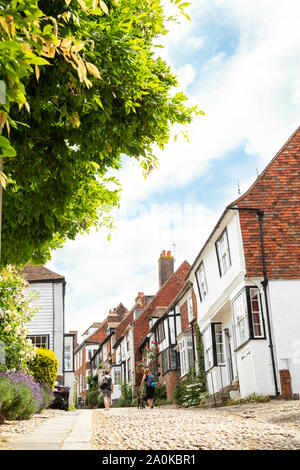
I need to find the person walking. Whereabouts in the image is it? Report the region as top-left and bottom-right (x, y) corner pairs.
(77, 394), (82, 409)
(140, 367), (155, 409)
(99, 370), (114, 411)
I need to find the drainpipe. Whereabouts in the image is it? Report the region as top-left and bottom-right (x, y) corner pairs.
(227, 206), (280, 396)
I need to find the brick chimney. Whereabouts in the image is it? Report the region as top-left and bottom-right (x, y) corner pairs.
(135, 292), (144, 303)
(158, 250), (174, 288)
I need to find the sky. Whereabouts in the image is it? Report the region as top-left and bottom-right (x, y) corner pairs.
(47, 0), (300, 340)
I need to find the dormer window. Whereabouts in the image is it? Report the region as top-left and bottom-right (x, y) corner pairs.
(216, 228), (231, 276)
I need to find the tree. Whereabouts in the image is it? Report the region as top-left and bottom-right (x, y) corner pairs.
(0, 266), (37, 371)
(1, 0), (201, 266)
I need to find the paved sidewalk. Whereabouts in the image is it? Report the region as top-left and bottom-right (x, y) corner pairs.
(5, 410), (93, 450)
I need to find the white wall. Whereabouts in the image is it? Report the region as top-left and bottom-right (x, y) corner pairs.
(26, 283), (54, 349)
(190, 210), (246, 327)
(235, 340), (275, 397)
(64, 371), (75, 407)
(27, 281), (64, 377)
(53, 283), (64, 375)
(269, 279), (300, 395)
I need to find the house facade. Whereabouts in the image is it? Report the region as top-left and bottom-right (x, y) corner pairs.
(89, 303), (128, 403)
(74, 322), (105, 400)
(21, 264), (76, 403)
(188, 126), (300, 400)
(142, 280), (198, 400)
(134, 252), (191, 399)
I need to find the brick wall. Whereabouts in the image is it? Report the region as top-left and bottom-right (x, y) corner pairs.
(279, 369), (293, 399)
(180, 300), (189, 333)
(234, 126), (300, 279)
(133, 261), (191, 362)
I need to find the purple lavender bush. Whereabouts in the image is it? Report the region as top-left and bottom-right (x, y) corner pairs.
(0, 371), (51, 421)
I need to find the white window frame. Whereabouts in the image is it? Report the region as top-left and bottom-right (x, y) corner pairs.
(249, 288), (264, 338)
(214, 323), (224, 364)
(196, 262), (208, 301)
(202, 327), (213, 371)
(179, 337), (194, 377)
(114, 367), (122, 385)
(187, 296), (194, 323)
(232, 289), (250, 348)
(27, 335), (49, 349)
(103, 343), (107, 361)
(216, 228), (231, 276)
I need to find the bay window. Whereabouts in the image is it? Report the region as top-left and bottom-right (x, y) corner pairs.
(203, 324), (224, 371)
(249, 288), (264, 338)
(161, 348), (180, 375)
(179, 337), (194, 376)
(232, 287), (265, 349)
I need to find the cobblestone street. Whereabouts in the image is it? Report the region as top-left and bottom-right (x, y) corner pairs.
(92, 401), (300, 450)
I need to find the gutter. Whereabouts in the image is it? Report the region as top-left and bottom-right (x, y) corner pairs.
(227, 205), (280, 396)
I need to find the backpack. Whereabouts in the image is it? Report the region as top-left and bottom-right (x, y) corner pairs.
(100, 376), (111, 390)
(147, 374), (155, 388)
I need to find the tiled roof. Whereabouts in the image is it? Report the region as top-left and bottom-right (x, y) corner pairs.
(114, 310), (134, 345)
(20, 264), (65, 282)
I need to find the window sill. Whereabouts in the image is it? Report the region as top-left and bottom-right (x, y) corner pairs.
(234, 336), (267, 353)
(180, 372), (190, 379)
(162, 368), (180, 377)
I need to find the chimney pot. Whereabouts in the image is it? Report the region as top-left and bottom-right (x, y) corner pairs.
(167, 250), (171, 257)
(162, 250), (166, 257)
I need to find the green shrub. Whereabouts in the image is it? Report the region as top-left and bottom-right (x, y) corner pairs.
(0, 371), (50, 420)
(154, 383), (167, 401)
(0, 377), (36, 420)
(227, 393), (270, 406)
(40, 383), (52, 410)
(87, 374), (98, 391)
(115, 397), (133, 407)
(174, 375), (207, 407)
(0, 377), (14, 422)
(29, 348), (58, 389)
(85, 390), (98, 408)
(154, 399), (173, 406)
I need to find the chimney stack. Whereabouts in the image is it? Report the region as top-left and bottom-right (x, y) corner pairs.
(158, 250), (174, 288)
(135, 292), (144, 303)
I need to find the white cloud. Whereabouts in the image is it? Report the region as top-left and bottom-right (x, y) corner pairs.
(48, 0), (300, 338)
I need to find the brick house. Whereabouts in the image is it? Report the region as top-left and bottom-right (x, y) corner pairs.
(139, 274), (198, 401)
(88, 303), (128, 402)
(74, 322), (106, 400)
(110, 294), (153, 400)
(134, 251), (191, 399)
(187, 126), (300, 400)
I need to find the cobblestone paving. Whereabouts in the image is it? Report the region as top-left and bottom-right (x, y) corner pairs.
(92, 402), (300, 450)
